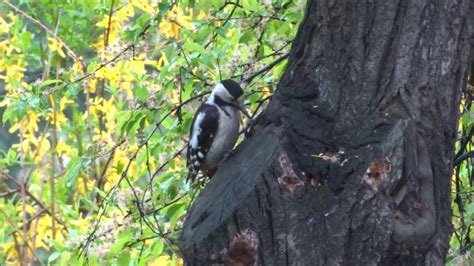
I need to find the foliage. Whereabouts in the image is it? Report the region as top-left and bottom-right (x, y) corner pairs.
(0, 0), (303, 264)
(448, 83), (474, 265)
(0, 0), (472, 265)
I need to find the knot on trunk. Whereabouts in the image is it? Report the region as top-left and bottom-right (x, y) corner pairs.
(221, 229), (258, 266)
(362, 158), (391, 193)
(277, 152), (304, 194)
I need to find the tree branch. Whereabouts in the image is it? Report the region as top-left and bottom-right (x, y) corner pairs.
(454, 151), (474, 166)
(3, 173), (68, 231)
(241, 52), (289, 85)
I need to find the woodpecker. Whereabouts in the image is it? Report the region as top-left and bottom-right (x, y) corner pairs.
(186, 80), (248, 182)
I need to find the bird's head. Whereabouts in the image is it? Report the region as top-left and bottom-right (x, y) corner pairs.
(211, 79), (244, 105)
(210, 79), (250, 118)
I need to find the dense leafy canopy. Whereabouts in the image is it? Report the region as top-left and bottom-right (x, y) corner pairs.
(0, 0), (472, 265)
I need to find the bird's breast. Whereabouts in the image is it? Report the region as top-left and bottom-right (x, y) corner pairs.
(204, 106), (241, 168)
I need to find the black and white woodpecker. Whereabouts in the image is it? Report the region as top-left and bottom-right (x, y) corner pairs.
(186, 80), (249, 182)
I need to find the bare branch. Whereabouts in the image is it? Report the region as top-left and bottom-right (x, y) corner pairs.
(241, 52), (289, 86)
(3, 173), (69, 231)
(454, 151), (474, 166)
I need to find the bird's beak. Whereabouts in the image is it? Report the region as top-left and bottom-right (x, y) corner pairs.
(231, 102), (251, 118)
(237, 103), (251, 119)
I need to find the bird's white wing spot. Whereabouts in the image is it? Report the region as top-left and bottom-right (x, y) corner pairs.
(190, 112), (206, 149)
(197, 151), (204, 158)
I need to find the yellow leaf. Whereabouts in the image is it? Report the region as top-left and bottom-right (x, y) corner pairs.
(0, 17), (11, 34)
(172, 23), (180, 38)
(72, 60), (83, 75)
(226, 28), (236, 38)
(132, 0), (155, 14)
(127, 60), (146, 76)
(117, 4), (135, 20)
(159, 5), (195, 39)
(149, 256), (170, 266)
(159, 20), (175, 38)
(8, 122), (20, 133)
(16, 204), (36, 215)
(56, 141), (76, 157)
(47, 37), (65, 58)
(60, 97), (74, 111)
(7, 12), (17, 23)
(197, 10), (206, 20)
(86, 78), (97, 94)
(25, 112), (40, 133)
(157, 52), (168, 68)
(96, 16), (116, 28)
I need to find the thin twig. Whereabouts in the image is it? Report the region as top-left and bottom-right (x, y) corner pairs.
(104, 0), (116, 47)
(19, 120), (28, 261)
(238, 41), (292, 68)
(95, 139), (126, 203)
(0, 189), (19, 197)
(241, 52), (289, 85)
(3, 173), (69, 231)
(204, 0), (240, 49)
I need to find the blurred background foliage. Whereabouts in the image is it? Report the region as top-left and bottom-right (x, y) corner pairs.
(0, 0), (472, 265)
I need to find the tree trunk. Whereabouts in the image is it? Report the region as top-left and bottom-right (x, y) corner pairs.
(180, 0), (474, 265)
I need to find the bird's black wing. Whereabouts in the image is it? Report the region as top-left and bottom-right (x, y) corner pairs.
(186, 103), (219, 182)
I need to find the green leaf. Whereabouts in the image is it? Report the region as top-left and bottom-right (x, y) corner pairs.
(80, 198), (98, 212)
(63, 204), (79, 219)
(115, 111), (132, 135)
(121, 111), (147, 137)
(65, 158), (89, 188)
(158, 172), (174, 186)
(151, 240), (164, 256)
(108, 230), (133, 259)
(93, 186), (107, 199)
(39, 79), (63, 88)
(86, 62), (97, 73)
(239, 31), (253, 43)
(48, 252), (62, 264)
(66, 83), (80, 97)
(47, 239), (65, 251)
(3, 101), (27, 124)
(466, 202), (474, 218)
(117, 251), (131, 265)
(183, 42), (207, 55)
(166, 202), (186, 218)
(136, 86), (150, 101)
(169, 203), (186, 228)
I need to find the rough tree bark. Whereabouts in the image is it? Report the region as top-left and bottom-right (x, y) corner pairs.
(180, 0), (474, 265)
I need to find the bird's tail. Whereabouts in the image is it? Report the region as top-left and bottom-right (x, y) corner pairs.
(186, 166), (198, 183)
